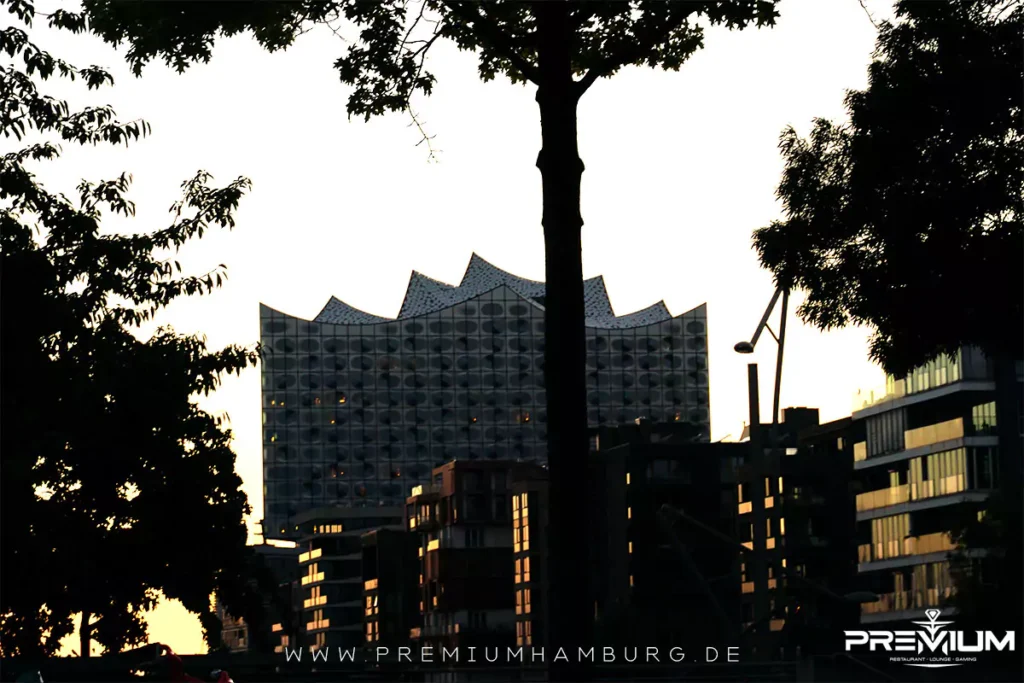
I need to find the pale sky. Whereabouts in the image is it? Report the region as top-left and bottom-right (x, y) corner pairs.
(26, 0), (894, 655)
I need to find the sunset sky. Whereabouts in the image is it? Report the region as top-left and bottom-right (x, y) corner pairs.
(28, 0), (895, 655)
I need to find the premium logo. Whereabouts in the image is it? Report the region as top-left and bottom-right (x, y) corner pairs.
(844, 608), (1016, 668)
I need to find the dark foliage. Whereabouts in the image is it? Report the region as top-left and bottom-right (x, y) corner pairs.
(753, 0), (1023, 376)
(1, 1), (263, 657)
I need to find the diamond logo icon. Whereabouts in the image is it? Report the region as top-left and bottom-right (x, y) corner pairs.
(925, 608), (941, 622)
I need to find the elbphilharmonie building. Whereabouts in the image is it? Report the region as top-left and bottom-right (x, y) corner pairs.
(260, 254), (710, 538)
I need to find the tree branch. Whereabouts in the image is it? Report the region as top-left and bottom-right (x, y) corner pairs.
(857, 0), (880, 29)
(441, 0), (539, 84)
(575, 13), (692, 97)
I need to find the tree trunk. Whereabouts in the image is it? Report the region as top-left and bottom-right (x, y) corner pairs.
(79, 610), (91, 657)
(534, 2), (592, 681)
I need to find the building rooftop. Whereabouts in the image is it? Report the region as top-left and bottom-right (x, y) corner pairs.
(311, 253), (685, 329)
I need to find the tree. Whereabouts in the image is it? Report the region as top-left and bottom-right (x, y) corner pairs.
(70, 2), (780, 671)
(752, 0), (1023, 656)
(752, 0), (1022, 377)
(0, 1), (262, 657)
(948, 493), (1023, 679)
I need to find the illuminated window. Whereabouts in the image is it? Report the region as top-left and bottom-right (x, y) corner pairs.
(524, 588), (531, 614)
(629, 575), (634, 587)
(515, 559), (521, 584)
(523, 557), (531, 582)
(780, 518), (786, 536)
(766, 519), (772, 536)
(626, 472), (631, 485)
(628, 541), (633, 554)
(627, 507), (632, 520)
(778, 477), (784, 494)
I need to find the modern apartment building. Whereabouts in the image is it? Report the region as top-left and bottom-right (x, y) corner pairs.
(215, 543), (302, 654)
(510, 421), (743, 653)
(405, 460), (545, 652)
(510, 467), (549, 650)
(293, 506), (404, 650)
(361, 528), (420, 649)
(851, 348), (1020, 624)
(259, 254), (710, 539)
(726, 406), (864, 662)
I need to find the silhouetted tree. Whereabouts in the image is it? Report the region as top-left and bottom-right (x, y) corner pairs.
(753, 0), (1022, 376)
(949, 494), (1021, 628)
(948, 493), (1023, 679)
(0, 2), (261, 657)
(69, 3), (780, 673)
(753, 0), (1023, 645)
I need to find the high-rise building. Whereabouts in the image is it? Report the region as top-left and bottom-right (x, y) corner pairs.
(260, 254), (710, 539)
(851, 348), (1021, 625)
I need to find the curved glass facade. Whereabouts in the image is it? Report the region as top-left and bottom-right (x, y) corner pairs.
(260, 256), (710, 539)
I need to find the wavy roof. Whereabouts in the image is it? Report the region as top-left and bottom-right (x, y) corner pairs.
(314, 253), (682, 329)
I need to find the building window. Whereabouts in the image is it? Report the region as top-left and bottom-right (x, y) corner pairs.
(972, 402), (998, 435)
(523, 556), (531, 582)
(515, 558), (522, 584)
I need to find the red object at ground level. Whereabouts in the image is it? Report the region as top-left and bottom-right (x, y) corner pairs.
(158, 644), (233, 683)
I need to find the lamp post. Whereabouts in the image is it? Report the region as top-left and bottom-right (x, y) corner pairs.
(732, 286), (790, 651)
(734, 286), (789, 425)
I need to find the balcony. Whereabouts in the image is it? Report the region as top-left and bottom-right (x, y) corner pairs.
(856, 485), (910, 512)
(905, 419), (964, 450)
(859, 532), (956, 566)
(298, 548), (323, 564)
(303, 595), (328, 608)
(861, 587), (954, 617)
(306, 618), (331, 631)
(856, 475), (969, 515)
(301, 572), (325, 586)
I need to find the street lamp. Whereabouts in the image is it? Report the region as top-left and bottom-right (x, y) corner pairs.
(734, 286), (789, 425)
